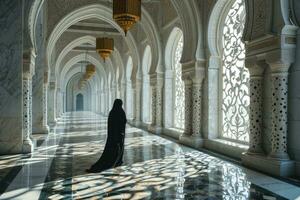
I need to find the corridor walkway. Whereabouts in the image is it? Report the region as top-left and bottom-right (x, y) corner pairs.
(0, 112), (299, 199)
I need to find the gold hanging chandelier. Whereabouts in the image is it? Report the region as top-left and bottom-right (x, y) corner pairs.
(79, 77), (87, 89)
(79, 64), (96, 89)
(85, 64), (96, 78)
(96, 37), (114, 62)
(113, 0), (141, 36)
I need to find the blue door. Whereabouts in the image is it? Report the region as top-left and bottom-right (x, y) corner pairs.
(76, 94), (84, 111)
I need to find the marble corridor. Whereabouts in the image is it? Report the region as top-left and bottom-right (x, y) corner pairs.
(0, 112), (300, 200)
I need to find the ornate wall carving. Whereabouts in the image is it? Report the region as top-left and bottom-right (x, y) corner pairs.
(246, 64), (265, 154)
(192, 84), (202, 136)
(270, 74), (289, 159)
(174, 36), (185, 129)
(243, 0), (272, 42)
(221, 0), (250, 143)
(151, 86), (157, 126)
(156, 84), (163, 127)
(22, 79), (31, 141)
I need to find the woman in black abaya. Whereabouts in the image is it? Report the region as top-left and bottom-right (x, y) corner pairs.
(86, 99), (127, 173)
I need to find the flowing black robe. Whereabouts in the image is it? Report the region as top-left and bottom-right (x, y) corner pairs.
(89, 100), (127, 172)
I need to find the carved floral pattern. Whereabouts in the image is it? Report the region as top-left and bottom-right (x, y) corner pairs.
(151, 87), (156, 126)
(192, 84), (202, 136)
(174, 36), (185, 129)
(221, 0), (250, 142)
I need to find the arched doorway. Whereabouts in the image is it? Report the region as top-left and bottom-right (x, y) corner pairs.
(142, 45), (152, 123)
(164, 27), (184, 130)
(76, 93), (84, 111)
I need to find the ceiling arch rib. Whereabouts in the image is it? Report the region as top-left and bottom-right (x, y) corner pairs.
(54, 34), (125, 91)
(47, 4), (141, 83)
(207, 0), (236, 58)
(140, 7), (162, 74)
(55, 35), (95, 77)
(165, 27), (183, 71)
(171, 0), (203, 63)
(142, 45), (152, 76)
(59, 53), (108, 90)
(63, 64), (101, 93)
(110, 49), (125, 87)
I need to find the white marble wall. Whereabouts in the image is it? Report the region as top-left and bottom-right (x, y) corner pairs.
(48, 82), (57, 127)
(288, 29), (300, 176)
(32, 7), (48, 134)
(0, 1), (24, 154)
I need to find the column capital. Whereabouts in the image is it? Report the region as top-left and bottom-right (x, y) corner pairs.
(181, 59), (206, 82)
(245, 61), (266, 77)
(181, 59), (206, 70)
(117, 84), (122, 91)
(132, 78), (142, 89)
(49, 81), (56, 90)
(182, 76), (193, 86)
(44, 72), (49, 84)
(149, 73), (164, 89)
(267, 61), (291, 74)
(23, 49), (36, 79)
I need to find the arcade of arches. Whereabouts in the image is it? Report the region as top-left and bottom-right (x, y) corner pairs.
(1, 0), (300, 199)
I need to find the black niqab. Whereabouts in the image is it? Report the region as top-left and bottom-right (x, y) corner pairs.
(87, 99), (127, 173)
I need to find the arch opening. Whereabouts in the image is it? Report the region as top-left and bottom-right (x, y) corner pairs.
(220, 0), (249, 143)
(76, 93), (84, 111)
(164, 28), (184, 130)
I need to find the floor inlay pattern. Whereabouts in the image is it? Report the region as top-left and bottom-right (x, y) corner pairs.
(0, 112), (299, 200)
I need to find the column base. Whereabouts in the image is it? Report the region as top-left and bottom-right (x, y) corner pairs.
(134, 120), (141, 127)
(242, 152), (295, 177)
(149, 125), (162, 134)
(179, 134), (203, 149)
(246, 146), (264, 155)
(268, 152), (290, 160)
(22, 139), (34, 153)
(162, 128), (183, 140)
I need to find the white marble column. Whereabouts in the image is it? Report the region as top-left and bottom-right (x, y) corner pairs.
(163, 70), (174, 128)
(42, 82), (49, 132)
(179, 63), (205, 148)
(48, 81), (57, 127)
(56, 88), (62, 118)
(105, 89), (109, 115)
(22, 78), (33, 152)
(22, 50), (35, 153)
(107, 88), (113, 110)
(62, 91), (66, 113)
(183, 79), (193, 135)
(135, 79), (142, 126)
(100, 91), (104, 114)
(155, 74), (164, 132)
(192, 81), (203, 137)
(111, 84), (117, 102)
(116, 84), (121, 99)
(122, 82), (126, 110)
(246, 62), (265, 154)
(150, 82), (157, 128)
(268, 62), (291, 160)
(131, 83), (137, 122)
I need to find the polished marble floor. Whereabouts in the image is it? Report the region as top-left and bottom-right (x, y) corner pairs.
(0, 112), (300, 200)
